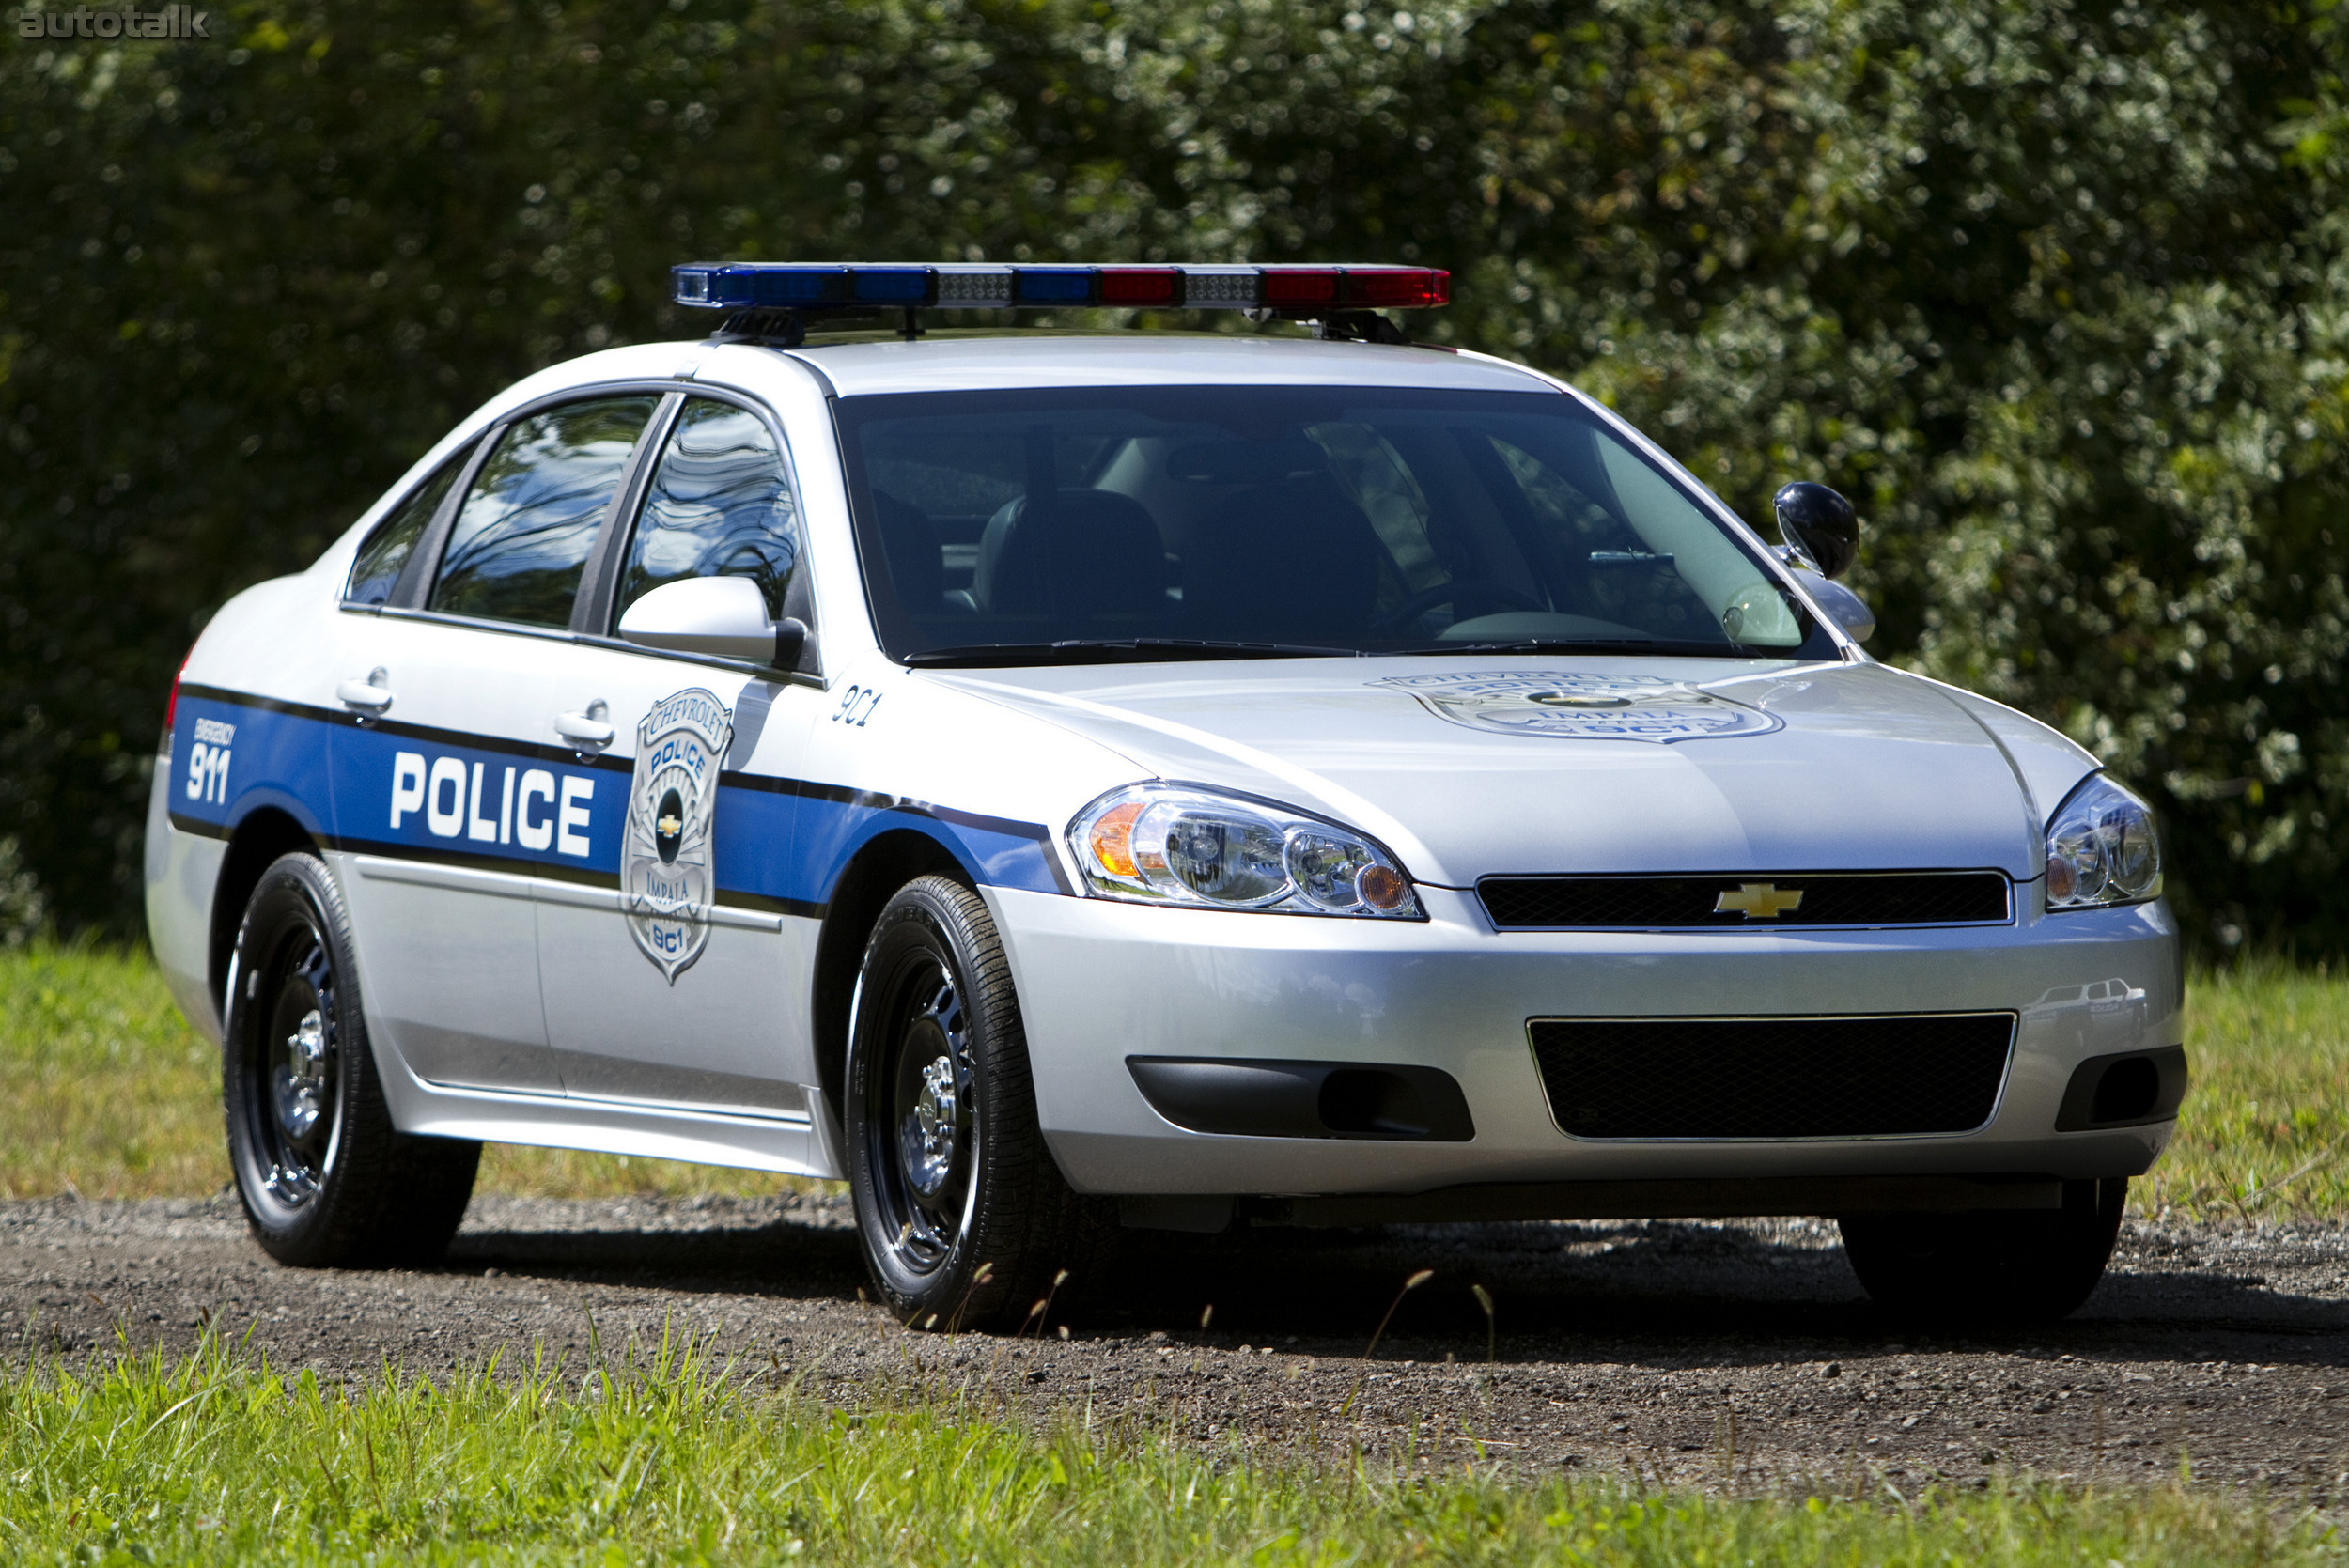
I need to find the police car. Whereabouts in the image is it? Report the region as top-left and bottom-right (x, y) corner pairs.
(146, 262), (2184, 1328)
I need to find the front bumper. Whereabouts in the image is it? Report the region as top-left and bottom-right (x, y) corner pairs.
(988, 885), (2183, 1198)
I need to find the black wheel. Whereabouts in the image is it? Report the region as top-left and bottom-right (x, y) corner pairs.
(224, 851), (480, 1266)
(845, 875), (1108, 1330)
(1838, 1178), (2127, 1326)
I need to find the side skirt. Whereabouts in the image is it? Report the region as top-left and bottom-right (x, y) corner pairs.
(376, 1064), (842, 1180)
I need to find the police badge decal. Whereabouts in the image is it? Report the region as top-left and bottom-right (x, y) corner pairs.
(1372, 670), (1781, 741)
(623, 689), (734, 983)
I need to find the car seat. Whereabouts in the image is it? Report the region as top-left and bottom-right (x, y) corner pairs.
(871, 489), (950, 614)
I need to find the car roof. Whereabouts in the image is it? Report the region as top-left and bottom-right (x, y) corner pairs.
(780, 331), (1561, 398)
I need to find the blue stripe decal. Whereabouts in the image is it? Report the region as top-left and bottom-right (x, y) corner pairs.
(167, 686), (1070, 908)
(169, 692), (334, 841)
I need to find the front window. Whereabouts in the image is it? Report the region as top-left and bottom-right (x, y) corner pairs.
(834, 385), (1834, 663)
(614, 396), (807, 627)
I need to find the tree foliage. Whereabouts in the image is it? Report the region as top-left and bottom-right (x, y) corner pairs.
(3, 0), (2344, 949)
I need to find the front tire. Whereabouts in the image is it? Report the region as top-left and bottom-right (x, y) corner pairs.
(224, 851), (480, 1266)
(845, 876), (1107, 1330)
(1838, 1178), (2127, 1325)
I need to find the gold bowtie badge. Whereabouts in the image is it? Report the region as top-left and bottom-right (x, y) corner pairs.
(1715, 882), (1805, 919)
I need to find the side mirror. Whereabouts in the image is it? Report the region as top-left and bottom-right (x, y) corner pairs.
(618, 577), (809, 667)
(1772, 481), (1859, 580)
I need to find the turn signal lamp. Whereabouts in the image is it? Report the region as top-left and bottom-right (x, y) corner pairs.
(1087, 800), (1146, 880)
(671, 262), (1451, 315)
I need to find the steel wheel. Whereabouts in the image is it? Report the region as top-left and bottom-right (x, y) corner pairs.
(866, 952), (979, 1281)
(225, 851), (481, 1266)
(844, 875), (1111, 1329)
(240, 910), (344, 1220)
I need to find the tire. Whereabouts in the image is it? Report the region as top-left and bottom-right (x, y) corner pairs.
(845, 875), (1110, 1330)
(223, 851), (480, 1266)
(1837, 1178), (2127, 1326)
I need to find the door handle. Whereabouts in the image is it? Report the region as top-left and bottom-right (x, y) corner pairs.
(336, 670), (394, 716)
(554, 700), (614, 750)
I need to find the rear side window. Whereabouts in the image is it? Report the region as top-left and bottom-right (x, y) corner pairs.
(344, 444), (471, 607)
(429, 396), (661, 628)
(615, 397), (805, 625)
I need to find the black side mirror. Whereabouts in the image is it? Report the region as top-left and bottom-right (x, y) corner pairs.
(771, 616), (811, 670)
(1772, 481), (1859, 580)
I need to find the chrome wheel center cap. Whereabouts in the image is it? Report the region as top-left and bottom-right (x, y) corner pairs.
(274, 1007), (329, 1141)
(905, 1054), (958, 1197)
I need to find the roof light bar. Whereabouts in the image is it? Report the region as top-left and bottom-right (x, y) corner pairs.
(671, 262), (1450, 314)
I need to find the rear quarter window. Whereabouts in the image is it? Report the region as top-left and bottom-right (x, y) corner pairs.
(344, 444), (473, 607)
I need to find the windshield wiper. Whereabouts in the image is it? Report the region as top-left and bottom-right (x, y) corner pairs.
(1388, 636), (1770, 659)
(903, 638), (1361, 668)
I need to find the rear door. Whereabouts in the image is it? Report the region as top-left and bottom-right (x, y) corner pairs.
(533, 393), (824, 1115)
(331, 392), (665, 1094)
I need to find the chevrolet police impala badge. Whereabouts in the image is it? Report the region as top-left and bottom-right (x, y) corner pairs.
(1373, 671), (1780, 741)
(623, 688), (733, 982)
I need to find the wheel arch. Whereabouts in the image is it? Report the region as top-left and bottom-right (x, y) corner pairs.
(209, 807), (319, 1014)
(808, 826), (974, 1131)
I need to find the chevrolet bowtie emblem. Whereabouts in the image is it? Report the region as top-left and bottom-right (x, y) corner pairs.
(1715, 882), (1805, 919)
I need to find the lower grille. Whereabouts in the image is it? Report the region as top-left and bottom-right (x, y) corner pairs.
(1480, 872), (2011, 929)
(1528, 1013), (2015, 1139)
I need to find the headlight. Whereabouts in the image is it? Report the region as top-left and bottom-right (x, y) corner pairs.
(2044, 772), (2162, 910)
(1069, 784), (1422, 918)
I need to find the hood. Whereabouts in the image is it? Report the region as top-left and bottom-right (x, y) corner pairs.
(928, 658), (2052, 886)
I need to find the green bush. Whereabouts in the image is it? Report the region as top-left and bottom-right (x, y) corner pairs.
(3, 1), (2343, 948)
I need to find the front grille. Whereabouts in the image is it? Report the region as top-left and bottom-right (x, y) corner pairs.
(1479, 871), (2011, 929)
(1527, 1013), (2015, 1139)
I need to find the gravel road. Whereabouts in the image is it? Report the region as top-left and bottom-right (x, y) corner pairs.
(8, 1193), (2346, 1496)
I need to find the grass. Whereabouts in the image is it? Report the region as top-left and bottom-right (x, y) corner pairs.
(0, 1332), (2338, 1566)
(0, 943), (224, 1202)
(2139, 957), (2349, 1221)
(6, 944), (2348, 1562)
(4, 944), (2347, 1219)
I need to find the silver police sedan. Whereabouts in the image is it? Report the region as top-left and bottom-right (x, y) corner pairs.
(146, 262), (2182, 1328)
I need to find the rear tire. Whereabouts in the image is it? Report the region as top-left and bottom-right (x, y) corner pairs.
(1838, 1178), (2126, 1325)
(845, 875), (1111, 1331)
(224, 851), (480, 1266)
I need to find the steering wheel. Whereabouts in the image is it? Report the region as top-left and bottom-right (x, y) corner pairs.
(1368, 579), (1546, 636)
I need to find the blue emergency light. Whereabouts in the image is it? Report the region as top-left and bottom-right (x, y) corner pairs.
(670, 261), (1451, 314)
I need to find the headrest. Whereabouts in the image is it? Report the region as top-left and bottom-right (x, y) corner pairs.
(974, 489), (1167, 616)
(1181, 476), (1384, 641)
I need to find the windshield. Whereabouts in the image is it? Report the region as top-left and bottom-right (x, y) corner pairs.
(834, 384), (1836, 664)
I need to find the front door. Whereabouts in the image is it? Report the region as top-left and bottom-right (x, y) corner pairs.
(533, 394), (823, 1115)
